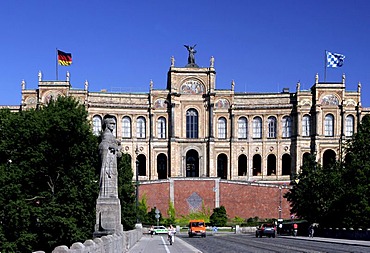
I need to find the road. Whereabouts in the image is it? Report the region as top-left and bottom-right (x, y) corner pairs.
(178, 233), (370, 253)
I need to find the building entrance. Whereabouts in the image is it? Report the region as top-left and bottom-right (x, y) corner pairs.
(186, 149), (199, 177)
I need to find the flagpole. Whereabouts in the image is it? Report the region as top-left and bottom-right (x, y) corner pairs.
(56, 48), (58, 80)
(324, 50), (327, 82)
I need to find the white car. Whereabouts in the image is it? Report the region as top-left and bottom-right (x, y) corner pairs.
(153, 226), (168, 234)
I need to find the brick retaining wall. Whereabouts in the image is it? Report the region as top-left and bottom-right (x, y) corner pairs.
(139, 178), (291, 219)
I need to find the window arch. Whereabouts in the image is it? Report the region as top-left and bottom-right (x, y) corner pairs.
(282, 116), (292, 138)
(92, 115), (102, 136)
(238, 154), (248, 176)
(252, 117), (262, 139)
(324, 114), (334, 137)
(157, 117), (166, 138)
(218, 117), (227, 139)
(267, 154), (276, 175)
(268, 116), (277, 138)
(137, 154), (146, 176)
(302, 115), (311, 137)
(217, 153), (228, 179)
(238, 117), (248, 139)
(323, 149), (336, 168)
(186, 109), (198, 138)
(345, 115), (354, 137)
(122, 116), (131, 138)
(252, 154), (262, 176)
(282, 154), (291, 176)
(136, 117), (146, 138)
(157, 153), (167, 179)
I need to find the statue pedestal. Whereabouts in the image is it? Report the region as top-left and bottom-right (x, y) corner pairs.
(93, 197), (123, 238)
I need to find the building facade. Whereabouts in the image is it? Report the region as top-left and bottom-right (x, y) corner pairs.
(18, 59), (370, 185)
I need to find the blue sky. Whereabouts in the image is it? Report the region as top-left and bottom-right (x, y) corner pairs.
(1, 0), (370, 107)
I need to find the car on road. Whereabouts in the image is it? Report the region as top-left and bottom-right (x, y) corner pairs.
(256, 223), (276, 238)
(188, 220), (206, 237)
(153, 226), (168, 234)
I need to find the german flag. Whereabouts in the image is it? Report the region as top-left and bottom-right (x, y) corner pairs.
(57, 50), (72, 66)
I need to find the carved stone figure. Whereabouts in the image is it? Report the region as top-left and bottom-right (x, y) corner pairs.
(184, 44), (198, 67)
(171, 56), (175, 67)
(98, 117), (121, 198)
(84, 80), (89, 91)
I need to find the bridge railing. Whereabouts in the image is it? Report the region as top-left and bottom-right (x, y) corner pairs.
(32, 228), (142, 253)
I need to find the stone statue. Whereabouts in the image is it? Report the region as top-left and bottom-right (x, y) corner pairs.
(98, 117), (121, 198)
(184, 44), (198, 67)
(84, 80), (89, 91)
(66, 71), (70, 82)
(171, 56), (175, 67)
(38, 71), (42, 82)
(21, 80), (25, 90)
(210, 56), (214, 67)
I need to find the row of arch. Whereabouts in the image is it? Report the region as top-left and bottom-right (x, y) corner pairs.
(131, 149), (338, 180)
(92, 112), (355, 139)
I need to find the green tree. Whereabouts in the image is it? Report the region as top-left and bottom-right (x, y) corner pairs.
(117, 154), (136, 230)
(166, 201), (176, 226)
(285, 115), (370, 228)
(284, 154), (343, 226)
(0, 97), (99, 252)
(339, 114), (370, 228)
(137, 195), (150, 225)
(210, 206), (228, 226)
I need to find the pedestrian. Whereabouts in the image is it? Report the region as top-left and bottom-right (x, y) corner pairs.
(150, 225), (154, 238)
(308, 224), (314, 238)
(293, 223), (298, 236)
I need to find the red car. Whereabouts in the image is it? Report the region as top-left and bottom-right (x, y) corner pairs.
(256, 223), (277, 238)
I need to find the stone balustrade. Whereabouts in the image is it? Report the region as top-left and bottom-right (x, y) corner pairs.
(32, 228), (142, 253)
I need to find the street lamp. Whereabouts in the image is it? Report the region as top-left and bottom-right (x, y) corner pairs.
(135, 146), (140, 224)
(278, 185), (282, 220)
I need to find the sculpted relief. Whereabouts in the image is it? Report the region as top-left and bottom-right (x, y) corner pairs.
(321, 94), (339, 106)
(180, 80), (204, 94)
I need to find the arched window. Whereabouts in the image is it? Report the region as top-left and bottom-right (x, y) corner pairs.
(345, 115), (354, 137)
(122, 116), (131, 138)
(252, 117), (262, 139)
(252, 154), (262, 176)
(282, 154), (291, 176)
(136, 117), (146, 138)
(302, 115), (311, 137)
(157, 153), (167, 179)
(157, 117), (166, 139)
(218, 117), (227, 139)
(323, 149), (336, 168)
(137, 154), (146, 176)
(238, 154), (248, 176)
(217, 154), (228, 179)
(282, 116), (292, 138)
(268, 116), (277, 138)
(238, 117), (248, 139)
(186, 109), (198, 138)
(92, 115), (102, 136)
(324, 114), (334, 137)
(267, 154), (276, 175)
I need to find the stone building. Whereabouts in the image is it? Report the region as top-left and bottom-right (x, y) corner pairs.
(17, 59), (369, 186)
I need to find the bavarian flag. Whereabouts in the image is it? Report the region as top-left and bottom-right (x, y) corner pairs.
(58, 50), (72, 66)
